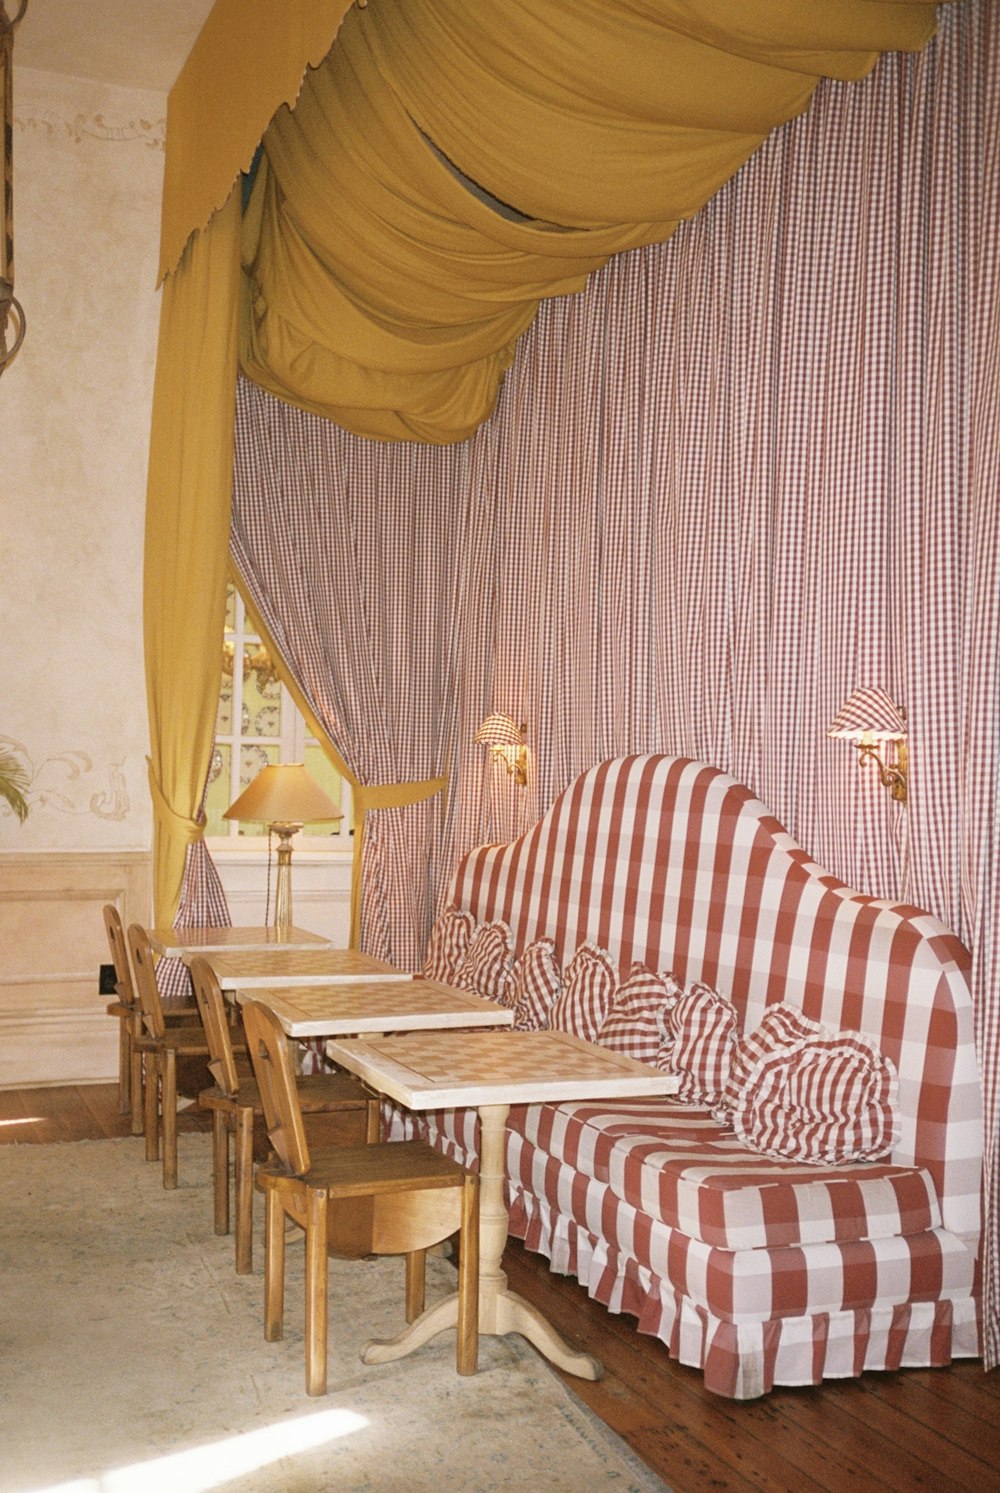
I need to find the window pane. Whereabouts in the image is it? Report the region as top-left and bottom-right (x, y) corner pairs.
(236, 742), (279, 834)
(243, 645), (282, 735)
(216, 660), (234, 736)
(203, 744), (231, 837)
(302, 742), (350, 837)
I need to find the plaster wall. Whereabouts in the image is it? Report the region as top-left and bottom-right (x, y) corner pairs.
(0, 65), (164, 1083)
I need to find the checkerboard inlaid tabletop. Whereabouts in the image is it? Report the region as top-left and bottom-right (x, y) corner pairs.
(325, 1028), (678, 1110)
(234, 978), (515, 1038)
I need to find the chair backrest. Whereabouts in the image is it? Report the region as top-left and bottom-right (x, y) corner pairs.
(242, 1000), (311, 1176)
(126, 923), (166, 1041)
(189, 957), (240, 1095)
(103, 904), (136, 1011)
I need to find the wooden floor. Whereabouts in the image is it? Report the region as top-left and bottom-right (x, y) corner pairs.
(4, 1083), (998, 1493)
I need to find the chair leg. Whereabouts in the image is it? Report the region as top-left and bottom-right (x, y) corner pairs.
(144, 1055), (159, 1162)
(162, 1048), (178, 1189)
(456, 1173), (480, 1376)
(405, 1250), (426, 1323)
(304, 1188), (329, 1396)
(117, 1014), (130, 1114)
(264, 1191), (286, 1343)
(212, 1109), (230, 1236)
(129, 1019), (144, 1136)
(234, 1106), (254, 1275)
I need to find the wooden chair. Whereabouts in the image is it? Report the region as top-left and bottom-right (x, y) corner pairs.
(127, 922), (238, 1189)
(190, 956), (377, 1275)
(242, 998), (479, 1395)
(103, 905), (198, 1132)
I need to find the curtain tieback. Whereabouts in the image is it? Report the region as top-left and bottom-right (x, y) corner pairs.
(146, 758), (206, 846)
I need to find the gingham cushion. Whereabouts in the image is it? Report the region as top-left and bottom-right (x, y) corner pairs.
(597, 963), (680, 1063)
(423, 905), (476, 983)
(511, 938), (562, 1030)
(549, 942), (618, 1041)
(661, 981), (737, 1106)
(514, 1102), (942, 1253)
(733, 1032), (900, 1165)
(722, 1002), (824, 1113)
(454, 919), (515, 1006)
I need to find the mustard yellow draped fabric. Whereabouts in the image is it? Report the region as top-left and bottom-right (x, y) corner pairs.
(159, 0), (354, 282)
(147, 0), (945, 923)
(239, 0), (942, 443)
(144, 188), (242, 927)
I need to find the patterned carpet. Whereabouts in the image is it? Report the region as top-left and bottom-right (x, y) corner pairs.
(0, 1133), (667, 1492)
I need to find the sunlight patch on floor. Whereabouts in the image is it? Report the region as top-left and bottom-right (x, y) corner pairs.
(26, 1408), (369, 1493)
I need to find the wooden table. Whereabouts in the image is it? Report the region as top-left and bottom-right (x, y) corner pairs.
(144, 925), (330, 959)
(324, 1027), (678, 1379)
(233, 978), (514, 1038)
(204, 946), (411, 991)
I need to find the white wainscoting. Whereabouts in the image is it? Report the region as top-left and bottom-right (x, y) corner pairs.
(0, 851), (151, 1089)
(210, 845), (354, 948)
(0, 847), (354, 1089)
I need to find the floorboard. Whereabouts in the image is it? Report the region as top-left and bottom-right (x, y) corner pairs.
(3, 1083), (997, 1493)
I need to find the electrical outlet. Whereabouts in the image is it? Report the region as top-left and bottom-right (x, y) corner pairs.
(98, 963), (117, 995)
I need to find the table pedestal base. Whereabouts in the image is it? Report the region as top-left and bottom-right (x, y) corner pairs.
(361, 1102), (603, 1381)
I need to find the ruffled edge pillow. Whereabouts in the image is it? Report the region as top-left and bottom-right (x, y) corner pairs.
(511, 938), (563, 1030)
(662, 980), (738, 1105)
(423, 905), (476, 984)
(597, 962), (681, 1063)
(731, 1030), (900, 1164)
(454, 919), (516, 1006)
(549, 942), (617, 1042)
(723, 1001), (824, 1113)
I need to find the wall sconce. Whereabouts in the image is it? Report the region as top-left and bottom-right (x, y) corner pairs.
(474, 714), (528, 787)
(827, 687), (908, 805)
(223, 763), (342, 933)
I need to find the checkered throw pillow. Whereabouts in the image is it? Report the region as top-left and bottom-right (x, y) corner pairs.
(455, 919), (516, 1006)
(597, 962), (681, 1063)
(549, 943), (618, 1042)
(511, 938), (563, 1030)
(662, 980), (738, 1105)
(732, 1030), (900, 1164)
(423, 905), (476, 983)
(722, 1002), (824, 1113)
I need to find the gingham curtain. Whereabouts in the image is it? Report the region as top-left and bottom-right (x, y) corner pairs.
(230, 0), (999, 1362)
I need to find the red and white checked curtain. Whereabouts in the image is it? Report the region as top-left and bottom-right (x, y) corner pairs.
(230, 1), (999, 1361)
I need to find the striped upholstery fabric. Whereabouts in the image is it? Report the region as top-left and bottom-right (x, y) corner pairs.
(724, 1003), (823, 1111)
(429, 754), (983, 1396)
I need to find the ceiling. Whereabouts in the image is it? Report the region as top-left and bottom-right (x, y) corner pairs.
(15, 0), (216, 94)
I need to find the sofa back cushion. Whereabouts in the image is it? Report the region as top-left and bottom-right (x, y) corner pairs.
(447, 755), (981, 1235)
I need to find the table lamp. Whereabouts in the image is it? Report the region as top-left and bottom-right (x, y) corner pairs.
(223, 763), (342, 933)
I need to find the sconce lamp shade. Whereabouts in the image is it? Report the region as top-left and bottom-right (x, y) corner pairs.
(223, 762), (342, 828)
(474, 713), (524, 748)
(474, 713), (528, 787)
(827, 688), (908, 805)
(827, 687), (907, 741)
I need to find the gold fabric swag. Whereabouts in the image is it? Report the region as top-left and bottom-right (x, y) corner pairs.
(145, 0), (945, 928)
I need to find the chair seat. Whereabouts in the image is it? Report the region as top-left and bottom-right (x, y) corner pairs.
(263, 1138), (471, 1198)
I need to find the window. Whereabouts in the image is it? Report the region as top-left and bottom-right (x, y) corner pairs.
(204, 584), (352, 845)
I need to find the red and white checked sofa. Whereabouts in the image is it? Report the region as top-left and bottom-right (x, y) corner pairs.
(395, 755), (983, 1398)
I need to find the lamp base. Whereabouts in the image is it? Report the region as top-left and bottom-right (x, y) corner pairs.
(271, 822), (301, 935)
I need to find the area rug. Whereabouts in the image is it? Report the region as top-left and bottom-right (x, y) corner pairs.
(0, 1135), (668, 1493)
